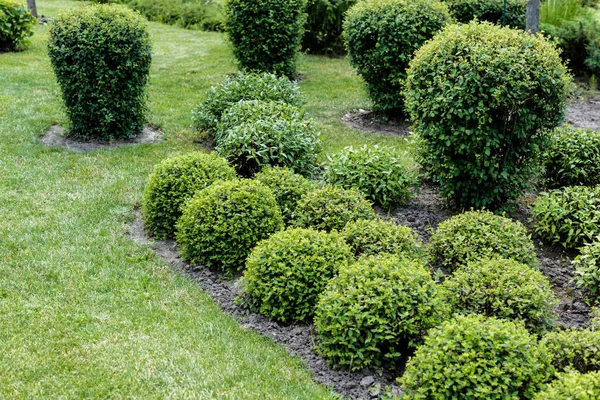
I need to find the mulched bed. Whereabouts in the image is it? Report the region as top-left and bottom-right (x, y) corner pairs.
(41, 124), (162, 151)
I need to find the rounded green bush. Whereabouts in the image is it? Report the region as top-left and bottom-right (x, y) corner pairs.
(542, 328), (600, 374)
(242, 227), (352, 323)
(302, 0), (356, 55)
(343, 0), (451, 117)
(141, 152), (237, 239)
(324, 145), (418, 210)
(442, 257), (557, 335)
(293, 185), (377, 232)
(443, 0), (527, 28)
(48, 5), (152, 141)
(400, 314), (555, 399)
(175, 179), (284, 274)
(428, 210), (537, 272)
(406, 21), (571, 209)
(574, 239), (600, 303)
(0, 0), (36, 52)
(315, 254), (444, 371)
(534, 371), (600, 400)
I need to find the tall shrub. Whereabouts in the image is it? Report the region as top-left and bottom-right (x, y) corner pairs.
(443, 0), (527, 28)
(302, 0), (356, 54)
(0, 0), (36, 52)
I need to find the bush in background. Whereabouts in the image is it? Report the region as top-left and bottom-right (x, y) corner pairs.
(534, 371), (600, 400)
(340, 219), (421, 259)
(127, 0), (225, 31)
(302, 0), (356, 55)
(542, 328), (600, 374)
(443, 0), (527, 28)
(0, 0), (36, 52)
(574, 238), (600, 303)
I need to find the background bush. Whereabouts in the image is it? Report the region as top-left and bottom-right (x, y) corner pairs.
(542, 328), (600, 374)
(127, 0), (225, 31)
(534, 371), (600, 400)
(443, 0), (527, 28)
(574, 238), (600, 303)
(48, 5), (152, 141)
(0, 0), (36, 52)
(343, 0), (451, 118)
(302, 0), (356, 55)
(406, 21), (571, 209)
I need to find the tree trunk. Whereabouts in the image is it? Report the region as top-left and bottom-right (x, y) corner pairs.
(526, 0), (540, 34)
(27, 0), (38, 19)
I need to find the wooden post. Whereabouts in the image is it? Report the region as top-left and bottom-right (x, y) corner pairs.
(526, 0), (540, 33)
(26, 0), (38, 18)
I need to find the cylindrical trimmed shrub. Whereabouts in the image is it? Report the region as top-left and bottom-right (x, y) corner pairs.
(406, 21), (571, 209)
(542, 328), (600, 374)
(176, 179), (284, 274)
(574, 238), (600, 302)
(443, 0), (527, 28)
(48, 5), (152, 141)
(534, 371), (600, 400)
(141, 152), (237, 239)
(0, 0), (36, 52)
(343, 0), (451, 117)
(400, 314), (555, 399)
(315, 254), (444, 371)
(302, 0), (356, 55)
(242, 227), (353, 323)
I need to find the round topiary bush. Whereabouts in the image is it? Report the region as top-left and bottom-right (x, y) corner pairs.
(542, 328), (600, 374)
(400, 314), (555, 399)
(0, 0), (36, 52)
(441, 257), (557, 335)
(293, 185), (377, 232)
(443, 0), (527, 28)
(315, 254), (444, 371)
(343, 0), (451, 117)
(428, 210), (538, 272)
(405, 21), (572, 209)
(574, 238), (600, 303)
(225, 0), (306, 78)
(534, 371), (600, 400)
(48, 4), (152, 141)
(215, 100), (321, 177)
(175, 179), (284, 274)
(141, 152), (237, 239)
(242, 227), (353, 323)
(324, 145), (418, 210)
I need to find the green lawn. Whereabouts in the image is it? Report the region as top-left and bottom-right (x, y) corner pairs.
(0, 0), (411, 398)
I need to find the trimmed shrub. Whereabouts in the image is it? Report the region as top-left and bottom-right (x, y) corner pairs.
(574, 238), (600, 303)
(293, 185), (377, 232)
(441, 257), (557, 335)
(542, 328), (600, 374)
(175, 179), (284, 274)
(315, 254), (444, 371)
(531, 186), (600, 248)
(302, 0), (356, 55)
(443, 0), (527, 28)
(324, 145), (418, 210)
(225, 0), (306, 78)
(48, 5), (151, 141)
(428, 210), (538, 272)
(406, 21), (571, 209)
(343, 0), (451, 117)
(242, 227), (352, 323)
(141, 152), (237, 239)
(400, 314), (555, 399)
(215, 100), (321, 177)
(0, 0), (36, 52)
(534, 371), (600, 400)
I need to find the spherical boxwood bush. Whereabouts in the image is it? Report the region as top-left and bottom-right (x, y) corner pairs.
(534, 371), (600, 400)
(141, 152), (237, 239)
(324, 145), (418, 210)
(428, 210), (538, 272)
(48, 5), (152, 141)
(293, 185), (377, 232)
(406, 21), (572, 209)
(0, 0), (36, 52)
(574, 239), (600, 303)
(191, 72), (304, 135)
(343, 0), (451, 117)
(215, 100), (321, 177)
(443, 0), (527, 28)
(315, 254), (445, 371)
(442, 257), (557, 335)
(242, 227), (353, 323)
(542, 328), (600, 374)
(175, 179), (284, 274)
(400, 314), (555, 399)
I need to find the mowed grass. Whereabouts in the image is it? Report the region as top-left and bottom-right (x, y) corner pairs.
(0, 0), (411, 398)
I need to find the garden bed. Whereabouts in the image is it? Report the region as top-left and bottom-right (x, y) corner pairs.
(41, 124), (162, 151)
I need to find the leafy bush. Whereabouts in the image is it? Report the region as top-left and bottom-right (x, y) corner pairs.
(302, 0), (356, 55)
(530, 186), (600, 248)
(0, 0), (36, 52)
(534, 371), (600, 400)
(225, 0), (306, 78)
(315, 254), (444, 371)
(592, 307), (600, 331)
(428, 210), (537, 272)
(339, 219), (421, 259)
(443, 0), (527, 28)
(176, 179), (284, 274)
(48, 5), (151, 141)
(242, 227), (352, 323)
(400, 314), (555, 399)
(343, 0), (450, 117)
(293, 185), (376, 232)
(141, 152), (236, 239)
(406, 21), (571, 209)
(542, 328), (600, 374)
(127, 0), (225, 31)
(574, 238), (600, 303)
(191, 72), (304, 135)
(324, 145), (418, 210)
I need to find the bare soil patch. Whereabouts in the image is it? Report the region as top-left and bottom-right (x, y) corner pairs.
(341, 109), (411, 136)
(565, 95), (600, 130)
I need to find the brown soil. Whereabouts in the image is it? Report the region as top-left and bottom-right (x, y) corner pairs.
(41, 124), (162, 151)
(565, 95), (600, 130)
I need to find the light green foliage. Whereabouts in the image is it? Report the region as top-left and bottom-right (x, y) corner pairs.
(302, 0), (356, 54)
(0, 0), (35, 51)
(127, 0), (225, 32)
(325, 145), (418, 209)
(176, 179), (284, 274)
(574, 238), (600, 303)
(406, 21), (571, 209)
(343, 0), (450, 117)
(315, 254), (444, 371)
(542, 328), (600, 374)
(534, 371), (600, 400)
(242, 227), (352, 323)
(443, 0), (527, 28)
(400, 314), (555, 399)
(592, 307), (600, 330)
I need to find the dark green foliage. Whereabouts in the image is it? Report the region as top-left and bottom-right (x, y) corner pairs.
(428, 210), (537, 272)
(406, 22), (571, 209)
(302, 0), (356, 55)
(141, 152), (237, 239)
(340, 219), (421, 259)
(48, 5), (152, 141)
(574, 239), (600, 303)
(443, 0), (527, 28)
(343, 0), (451, 117)
(225, 0), (306, 78)
(325, 145), (418, 210)
(315, 255), (444, 371)
(400, 314), (555, 399)
(534, 371), (600, 400)
(127, 0), (225, 31)
(0, 0), (36, 52)
(542, 328), (600, 374)
(175, 179), (284, 274)
(242, 227), (352, 323)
